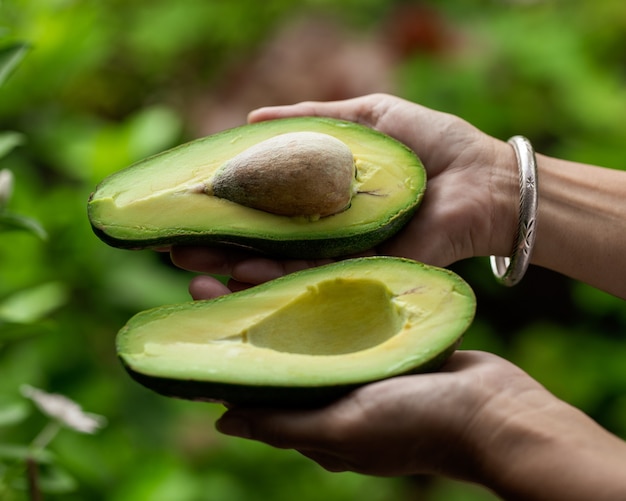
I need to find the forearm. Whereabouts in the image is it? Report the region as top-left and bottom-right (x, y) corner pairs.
(531, 154), (626, 298)
(477, 400), (626, 501)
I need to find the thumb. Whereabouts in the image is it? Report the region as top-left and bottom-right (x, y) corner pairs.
(247, 93), (395, 128)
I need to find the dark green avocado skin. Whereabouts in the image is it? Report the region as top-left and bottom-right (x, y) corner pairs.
(120, 339), (461, 408)
(122, 362), (362, 408)
(90, 203), (417, 258)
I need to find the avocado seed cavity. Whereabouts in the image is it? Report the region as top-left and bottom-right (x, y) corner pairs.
(205, 131), (356, 218)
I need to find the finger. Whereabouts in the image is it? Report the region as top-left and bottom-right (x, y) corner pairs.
(216, 406), (338, 451)
(188, 275), (232, 300)
(227, 278), (253, 293)
(296, 450), (349, 473)
(230, 258), (289, 284)
(440, 351), (516, 376)
(171, 247), (333, 285)
(170, 246), (255, 275)
(232, 257), (334, 284)
(188, 275), (257, 299)
(247, 93), (394, 129)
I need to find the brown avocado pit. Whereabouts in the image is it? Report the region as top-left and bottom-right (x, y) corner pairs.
(206, 131), (356, 218)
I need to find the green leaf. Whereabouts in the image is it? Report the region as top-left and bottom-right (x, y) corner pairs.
(0, 43), (30, 88)
(0, 212), (47, 240)
(0, 399), (30, 428)
(0, 133), (25, 160)
(0, 445), (54, 463)
(0, 282), (69, 324)
(0, 320), (54, 342)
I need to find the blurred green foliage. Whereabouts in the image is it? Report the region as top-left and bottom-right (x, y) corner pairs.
(0, 0), (625, 499)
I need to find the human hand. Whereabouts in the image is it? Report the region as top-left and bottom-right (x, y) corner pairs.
(171, 93), (518, 297)
(214, 350), (626, 500)
(213, 350), (510, 479)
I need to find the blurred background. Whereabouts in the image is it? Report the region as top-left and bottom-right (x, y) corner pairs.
(1, 0), (626, 499)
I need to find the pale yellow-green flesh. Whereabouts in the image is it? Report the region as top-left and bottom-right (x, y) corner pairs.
(117, 259), (475, 387)
(88, 119), (424, 241)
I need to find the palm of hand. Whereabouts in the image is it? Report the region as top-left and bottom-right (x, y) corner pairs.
(215, 351), (545, 480)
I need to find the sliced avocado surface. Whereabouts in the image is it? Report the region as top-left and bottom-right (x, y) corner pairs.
(88, 117), (426, 258)
(117, 257), (475, 407)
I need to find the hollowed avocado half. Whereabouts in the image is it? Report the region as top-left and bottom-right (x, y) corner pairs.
(117, 257), (475, 407)
(88, 117), (426, 258)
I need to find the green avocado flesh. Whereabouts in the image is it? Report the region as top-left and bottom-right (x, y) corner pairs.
(88, 117), (426, 258)
(117, 257), (475, 407)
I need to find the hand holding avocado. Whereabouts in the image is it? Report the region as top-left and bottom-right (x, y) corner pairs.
(217, 351), (626, 501)
(173, 92), (626, 300)
(169, 93), (626, 499)
(171, 93), (519, 296)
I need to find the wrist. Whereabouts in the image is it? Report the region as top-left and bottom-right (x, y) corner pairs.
(471, 386), (626, 500)
(526, 154), (626, 298)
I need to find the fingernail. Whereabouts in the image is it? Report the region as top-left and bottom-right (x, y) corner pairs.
(216, 415), (251, 439)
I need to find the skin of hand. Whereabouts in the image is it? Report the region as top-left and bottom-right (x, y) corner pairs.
(170, 93), (519, 298)
(216, 351), (626, 501)
(166, 94), (626, 497)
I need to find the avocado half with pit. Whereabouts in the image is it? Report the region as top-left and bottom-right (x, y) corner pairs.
(117, 257), (476, 407)
(87, 117), (426, 258)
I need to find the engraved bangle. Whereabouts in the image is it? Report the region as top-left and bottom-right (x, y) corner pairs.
(490, 135), (538, 286)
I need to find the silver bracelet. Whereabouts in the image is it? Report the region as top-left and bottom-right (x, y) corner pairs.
(490, 135), (538, 286)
